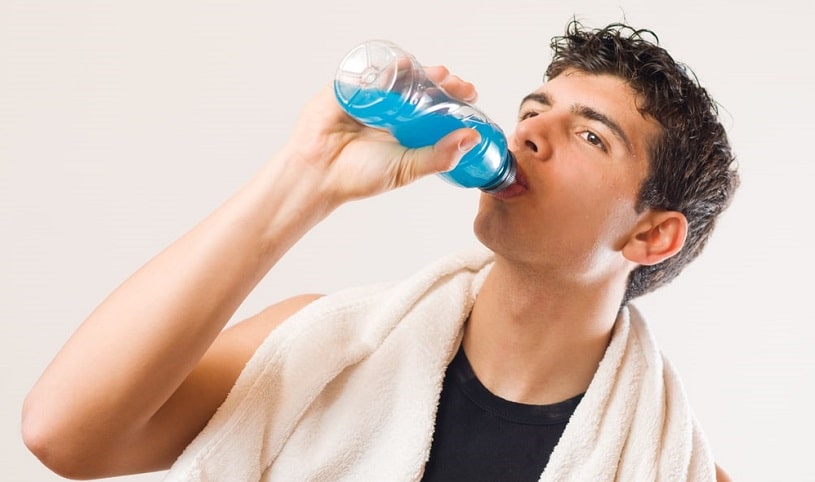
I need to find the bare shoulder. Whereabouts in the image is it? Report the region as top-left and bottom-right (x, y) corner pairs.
(196, 292), (325, 393)
(716, 463), (733, 482)
(214, 293), (325, 365)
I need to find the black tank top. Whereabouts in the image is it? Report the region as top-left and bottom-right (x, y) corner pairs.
(421, 346), (583, 481)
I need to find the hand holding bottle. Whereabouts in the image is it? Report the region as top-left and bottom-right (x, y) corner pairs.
(276, 69), (482, 208)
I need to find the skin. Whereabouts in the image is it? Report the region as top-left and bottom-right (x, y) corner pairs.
(464, 70), (669, 405)
(22, 66), (731, 481)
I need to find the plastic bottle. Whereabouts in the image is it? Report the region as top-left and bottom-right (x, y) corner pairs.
(333, 40), (516, 192)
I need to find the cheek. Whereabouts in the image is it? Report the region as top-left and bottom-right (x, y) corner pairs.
(589, 184), (642, 249)
(563, 172), (639, 241)
(551, 167), (615, 222)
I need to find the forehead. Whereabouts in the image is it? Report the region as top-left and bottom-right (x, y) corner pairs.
(528, 69), (639, 111)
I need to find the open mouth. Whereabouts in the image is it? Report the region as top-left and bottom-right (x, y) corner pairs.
(488, 163), (528, 199)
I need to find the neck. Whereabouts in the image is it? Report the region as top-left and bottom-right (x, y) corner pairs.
(463, 257), (626, 405)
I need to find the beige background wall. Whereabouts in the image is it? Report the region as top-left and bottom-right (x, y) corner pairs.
(3, 0), (812, 480)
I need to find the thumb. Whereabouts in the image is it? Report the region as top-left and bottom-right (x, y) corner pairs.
(422, 128), (482, 176)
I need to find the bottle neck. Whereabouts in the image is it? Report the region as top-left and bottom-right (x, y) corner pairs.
(480, 151), (517, 193)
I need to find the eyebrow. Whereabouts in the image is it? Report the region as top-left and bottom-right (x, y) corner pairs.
(520, 92), (634, 155)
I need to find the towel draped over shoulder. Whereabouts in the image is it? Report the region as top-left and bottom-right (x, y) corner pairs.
(165, 247), (715, 481)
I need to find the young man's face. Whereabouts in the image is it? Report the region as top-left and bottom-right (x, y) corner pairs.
(474, 69), (662, 283)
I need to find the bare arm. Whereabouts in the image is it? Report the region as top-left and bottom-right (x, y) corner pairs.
(22, 68), (479, 479)
(716, 464), (733, 482)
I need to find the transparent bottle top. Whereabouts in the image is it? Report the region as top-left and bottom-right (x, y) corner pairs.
(334, 40), (414, 110)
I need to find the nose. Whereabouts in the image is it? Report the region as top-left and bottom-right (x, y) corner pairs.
(510, 115), (552, 161)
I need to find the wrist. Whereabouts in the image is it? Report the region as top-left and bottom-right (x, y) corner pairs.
(240, 150), (338, 253)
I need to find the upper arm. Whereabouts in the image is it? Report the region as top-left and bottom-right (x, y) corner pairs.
(126, 293), (323, 472)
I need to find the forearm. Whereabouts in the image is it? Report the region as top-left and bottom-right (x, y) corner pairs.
(23, 151), (334, 462)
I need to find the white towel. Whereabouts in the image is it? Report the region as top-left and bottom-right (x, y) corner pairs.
(165, 246), (715, 481)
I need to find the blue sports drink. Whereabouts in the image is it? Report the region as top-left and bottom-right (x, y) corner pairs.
(333, 40), (516, 192)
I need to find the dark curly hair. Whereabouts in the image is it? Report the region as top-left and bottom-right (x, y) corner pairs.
(546, 20), (740, 303)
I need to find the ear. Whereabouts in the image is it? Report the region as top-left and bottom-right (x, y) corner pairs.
(622, 210), (688, 266)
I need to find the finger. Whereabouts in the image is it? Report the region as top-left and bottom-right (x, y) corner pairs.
(424, 65), (478, 103)
(424, 65), (451, 83)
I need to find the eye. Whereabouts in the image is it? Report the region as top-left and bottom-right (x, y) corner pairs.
(580, 130), (607, 152)
(519, 110), (539, 121)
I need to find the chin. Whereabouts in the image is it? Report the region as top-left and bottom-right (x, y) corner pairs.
(472, 207), (509, 256)
(472, 201), (544, 269)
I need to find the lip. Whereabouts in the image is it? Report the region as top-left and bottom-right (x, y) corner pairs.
(487, 162), (528, 200)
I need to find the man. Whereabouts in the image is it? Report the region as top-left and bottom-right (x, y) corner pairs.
(23, 21), (738, 480)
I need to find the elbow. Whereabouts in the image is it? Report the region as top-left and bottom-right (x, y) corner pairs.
(22, 414), (78, 479)
(22, 395), (107, 480)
